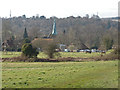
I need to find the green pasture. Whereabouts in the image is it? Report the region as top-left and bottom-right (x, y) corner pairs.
(38, 52), (102, 58)
(2, 61), (118, 88)
(1, 52), (21, 58)
(1, 49), (113, 58)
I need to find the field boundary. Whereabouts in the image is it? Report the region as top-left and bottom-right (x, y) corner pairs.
(1, 57), (118, 62)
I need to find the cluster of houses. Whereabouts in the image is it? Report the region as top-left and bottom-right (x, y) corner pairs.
(57, 44), (105, 53)
(64, 49), (105, 53)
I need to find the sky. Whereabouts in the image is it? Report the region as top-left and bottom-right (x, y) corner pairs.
(0, 0), (119, 18)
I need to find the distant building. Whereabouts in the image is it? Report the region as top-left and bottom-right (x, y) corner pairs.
(2, 38), (14, 51)
(59, 44), (66, 51)
(91, 14), (100, 19)
(32, 19), (57, 48)
(52, 19), (57, 35)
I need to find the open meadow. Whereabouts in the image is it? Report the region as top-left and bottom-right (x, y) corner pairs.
(2, 61), (118, 88)
(1, 49), (118, 88)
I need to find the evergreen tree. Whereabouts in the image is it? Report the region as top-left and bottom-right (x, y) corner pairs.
(63, 30), (66, 34)
(23, 28), (28, 39)
(22, 43), (39, 58)
(103, 37), (113, 50)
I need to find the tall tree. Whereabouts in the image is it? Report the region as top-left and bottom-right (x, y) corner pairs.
(103, 37), (113, 50)
(23, 28), (28, 39)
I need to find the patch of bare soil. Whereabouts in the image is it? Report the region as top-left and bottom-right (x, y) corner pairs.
(1, 56), (116, 62)
(1, 52), (119, 62)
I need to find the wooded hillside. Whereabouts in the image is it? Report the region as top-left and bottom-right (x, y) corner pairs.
(2, 15), (118, 50)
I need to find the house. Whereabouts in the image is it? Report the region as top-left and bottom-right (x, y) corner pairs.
(2, 39), (14, 51)
(59, 44), (66, 51)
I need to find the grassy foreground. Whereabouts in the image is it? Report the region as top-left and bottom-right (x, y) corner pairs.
(2, 61), (118, 88)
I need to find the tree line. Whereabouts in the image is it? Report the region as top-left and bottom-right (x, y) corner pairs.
(2, 15), (118, 51)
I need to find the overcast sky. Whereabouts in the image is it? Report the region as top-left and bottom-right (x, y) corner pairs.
(0, 0), (119, 18)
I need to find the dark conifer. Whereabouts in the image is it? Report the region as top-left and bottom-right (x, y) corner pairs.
(23, 28), (28, 39)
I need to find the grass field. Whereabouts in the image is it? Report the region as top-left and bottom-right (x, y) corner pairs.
(1, 52), (21, 58)
(1, 49), (113, 58)
(2, 61), (118, 88)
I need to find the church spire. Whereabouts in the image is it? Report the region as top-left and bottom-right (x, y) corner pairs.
(51, 19), (57, 35)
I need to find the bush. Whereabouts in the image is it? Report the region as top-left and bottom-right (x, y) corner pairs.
(95, 48), (120, 60)
(112, 48), (120, 59)
(43, 43), (60, 58)
(113, 47), (120, 54)
(21, 43), (39, 58)
(17, 48), (21, 52)
(6, 47), (15, 51)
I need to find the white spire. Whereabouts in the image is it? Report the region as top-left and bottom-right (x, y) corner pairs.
(52, 19), (57, 35)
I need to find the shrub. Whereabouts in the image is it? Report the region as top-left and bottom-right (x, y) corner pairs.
(112, 47), (120, 59)
(113, 47), (120, 54)
(6, 47), (15, 51)
(17, 48), (21, 52)
(95, 48), (120, 60)
(21, 43), (39, 58)
(43, 43), (60, 58)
